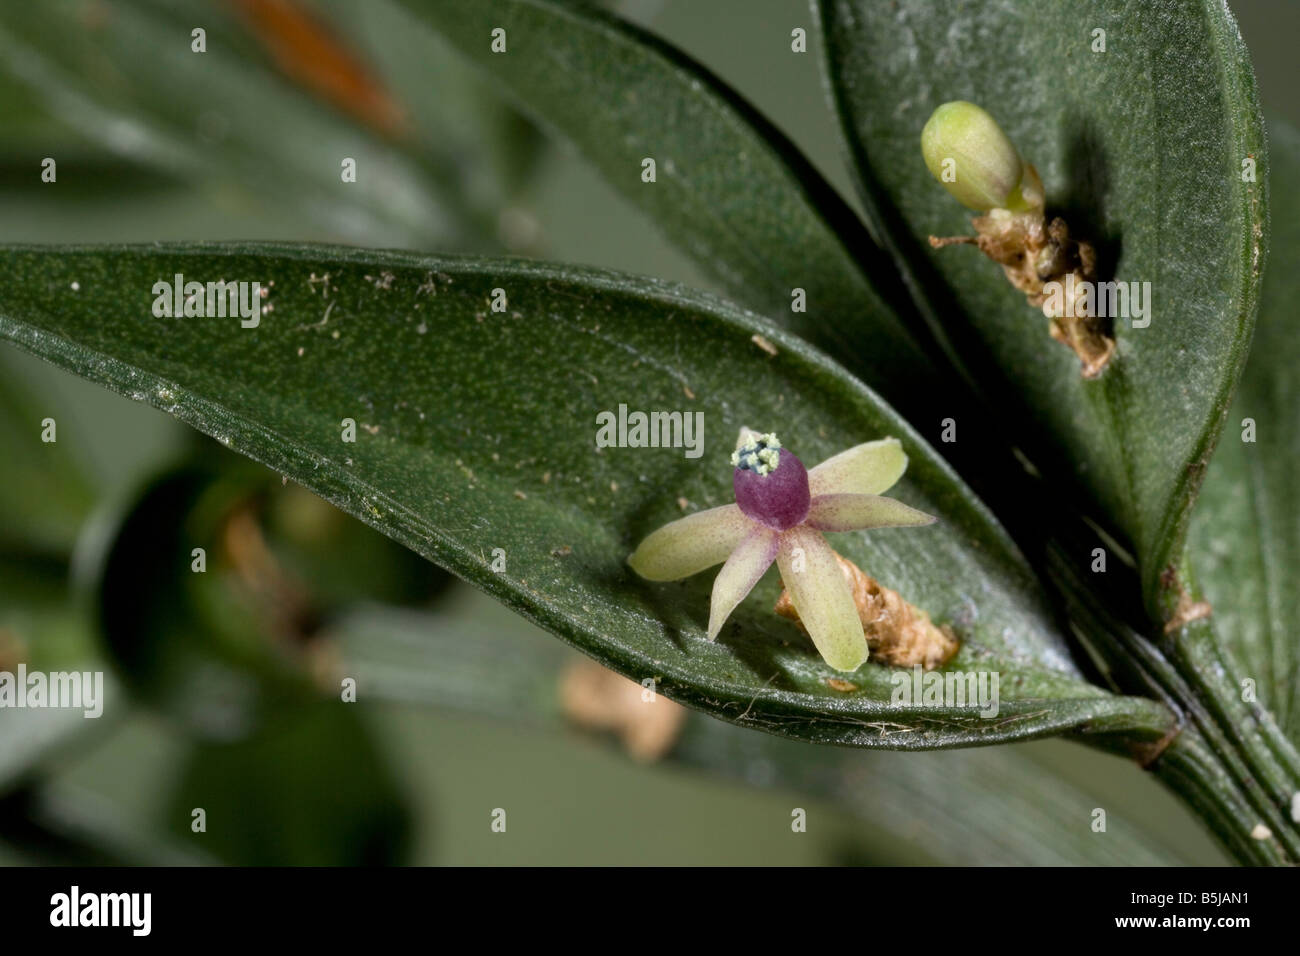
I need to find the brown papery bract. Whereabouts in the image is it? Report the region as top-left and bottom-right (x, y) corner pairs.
(775, 550), (959, 670)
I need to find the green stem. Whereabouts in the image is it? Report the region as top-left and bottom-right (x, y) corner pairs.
(1154, 729), (1286, 866)
(1160, 613), (1300, 858)
(1049, 538), (1300, 863)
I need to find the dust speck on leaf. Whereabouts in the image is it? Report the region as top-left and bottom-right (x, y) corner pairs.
(307, 272), (332, 297)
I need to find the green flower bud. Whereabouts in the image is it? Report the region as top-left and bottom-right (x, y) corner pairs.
(921, 101), (1029, 211)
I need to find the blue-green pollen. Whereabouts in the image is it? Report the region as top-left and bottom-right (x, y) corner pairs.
(730, 433), (782, 476)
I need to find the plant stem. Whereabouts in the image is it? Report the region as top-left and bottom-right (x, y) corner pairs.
(1159, 611), (1300, 860)
(1049, 537), (1300, 863)
(1154, 728), (1286, 866)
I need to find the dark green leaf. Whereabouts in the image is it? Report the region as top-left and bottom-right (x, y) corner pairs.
(0, 243), (1170, 747)
(395, 0), (938, 410)
(817, 0), (1267, 612)
(1189, 117), (1300, 740)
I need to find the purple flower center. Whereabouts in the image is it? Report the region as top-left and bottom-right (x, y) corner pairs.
(733, 438), (810, 530)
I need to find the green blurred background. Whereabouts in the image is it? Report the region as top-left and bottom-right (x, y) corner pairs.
(1, 0), (1293, 865)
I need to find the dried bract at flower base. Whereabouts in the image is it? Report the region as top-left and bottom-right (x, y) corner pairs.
(774, 550), (959, 670)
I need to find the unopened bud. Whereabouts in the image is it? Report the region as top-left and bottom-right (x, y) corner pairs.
(921, 101), (1028, 211)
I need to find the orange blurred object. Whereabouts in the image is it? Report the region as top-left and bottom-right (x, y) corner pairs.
(226, 0), (409, 139)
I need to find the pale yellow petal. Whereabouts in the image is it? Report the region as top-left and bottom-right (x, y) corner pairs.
(707, 527), (780, 640)
(805, 493), (937, 532)
(776, 526), (867, 672)
(808, 438), (907, 497)
(628, 504), (751, 581)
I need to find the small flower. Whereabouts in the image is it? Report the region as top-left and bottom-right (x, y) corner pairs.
(628, 429), (936, 672)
